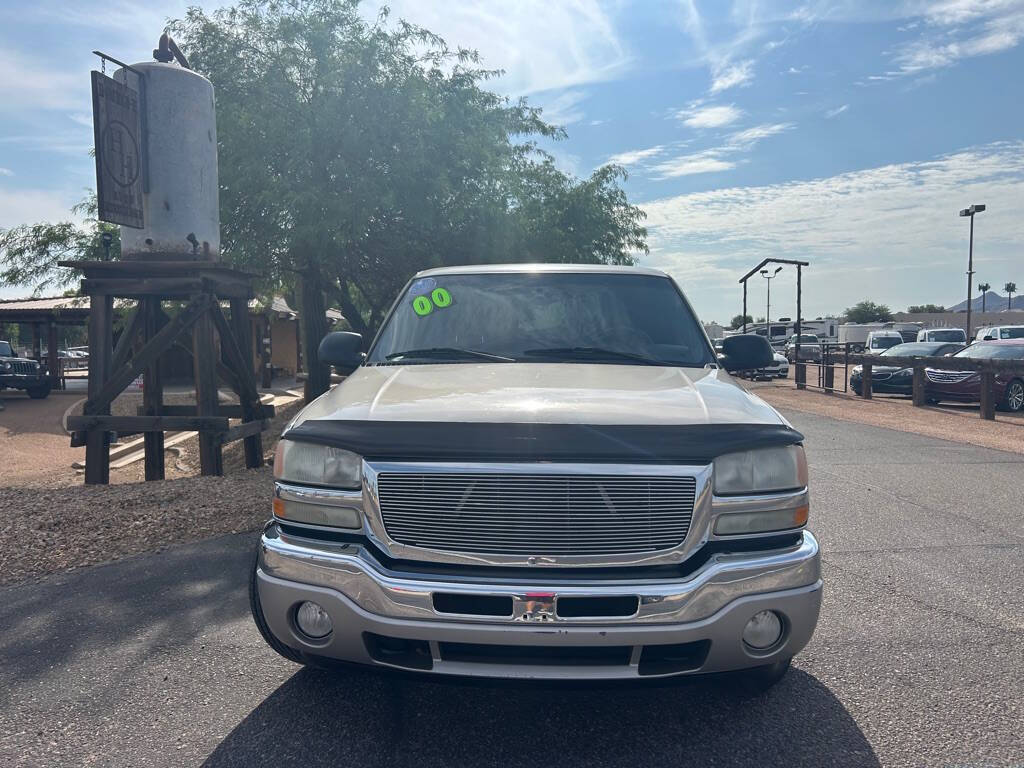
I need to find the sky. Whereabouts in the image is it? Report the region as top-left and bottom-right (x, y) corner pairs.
(1, 0), (1023, 323)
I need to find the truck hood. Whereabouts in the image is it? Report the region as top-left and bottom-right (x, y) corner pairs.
(289, 363), (787, 428)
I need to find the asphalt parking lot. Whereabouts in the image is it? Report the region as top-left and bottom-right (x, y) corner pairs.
(1, 408), (1022, 767)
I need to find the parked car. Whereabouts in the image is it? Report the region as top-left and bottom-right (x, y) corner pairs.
(784, 334), (822, 363)
(863, 330), (904, 355)
(251, 265), (821, 690)
(925, 340), (1024, 412)
(974, 325), (1024, 342)
(0, 340), (51, 399)
(766, 351), (790, 378)
(916, 327), (967, 344)
(850, 341), (964, 396)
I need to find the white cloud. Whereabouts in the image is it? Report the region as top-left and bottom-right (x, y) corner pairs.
(0, 168), (13, 177)
(0, 49), (85, 112)
(640, 142), (1024, 321)
(535, 89), (588, 126)
(678, 104), (743, 129)
(374, 0), (630, 95)
(709, 60), (754, 93)
(825, 104), (850, 118)
(606, 145), (668, 166)
(650, 151), (737, 178)
(727, 123), (794, 147)
(0, 186), (77, 229)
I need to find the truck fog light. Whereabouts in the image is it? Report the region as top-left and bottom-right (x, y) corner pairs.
(295, 601), (333, 639)
(742, 610), (783, 650)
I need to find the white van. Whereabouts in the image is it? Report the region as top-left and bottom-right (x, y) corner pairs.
(864, 330), (904, 355)
(916, 327), (967, 343)
(974, 325), (1024, 342)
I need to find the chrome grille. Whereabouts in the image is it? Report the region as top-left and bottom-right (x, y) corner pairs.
(926, 369), (974, 383)
(376, 472), (696, 556)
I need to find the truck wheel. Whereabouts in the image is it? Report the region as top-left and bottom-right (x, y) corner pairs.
(730, 658), (791, 695)
(27, 384), (51, 399)
(1003, 379), (1024, 412)
(249, 546), (308, 665)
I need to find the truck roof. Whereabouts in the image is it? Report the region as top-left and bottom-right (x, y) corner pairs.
(415, 263), (670, 278)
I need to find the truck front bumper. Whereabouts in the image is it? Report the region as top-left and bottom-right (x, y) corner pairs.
(255, 523), (822, 680)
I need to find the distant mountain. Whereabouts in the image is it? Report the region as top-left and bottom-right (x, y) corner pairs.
(947, 292), (1024, 313)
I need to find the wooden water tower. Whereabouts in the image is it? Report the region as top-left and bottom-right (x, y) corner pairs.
(63, 37), (270, 484)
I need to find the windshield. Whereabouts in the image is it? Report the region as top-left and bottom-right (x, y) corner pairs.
(368, 272), (714, 367)
(955, 343), (1024, 360)
(0, 341), (12, 357)
(927, 329), (965, 342)
(871, 336), (902, 349)
(999, 327), (1024, 339)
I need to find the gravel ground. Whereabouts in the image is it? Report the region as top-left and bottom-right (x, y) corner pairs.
(0, 399), (302, 585)
(749, 375), (1024, 455)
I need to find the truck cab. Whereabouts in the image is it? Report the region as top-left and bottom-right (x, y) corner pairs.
(251, 265), (821, 689)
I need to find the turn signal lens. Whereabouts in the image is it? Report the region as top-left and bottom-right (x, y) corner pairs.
(714, 506), (809, 535)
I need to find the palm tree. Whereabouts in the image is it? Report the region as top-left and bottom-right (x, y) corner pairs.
(978, 282), (991, 312)
(1006, 282), (1018, 310)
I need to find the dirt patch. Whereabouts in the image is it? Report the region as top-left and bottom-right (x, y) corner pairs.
(750, 377), (1024, 455)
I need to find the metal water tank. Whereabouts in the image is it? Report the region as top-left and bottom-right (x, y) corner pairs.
(117, 61), (220, 260)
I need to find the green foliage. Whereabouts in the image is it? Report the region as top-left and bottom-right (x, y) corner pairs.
(844, 300), (893, 324)
(729, 314), (753, 330)
(907, 304), (945, 313)
(170, 0), (647, 342)
(0, 195), (119, 294)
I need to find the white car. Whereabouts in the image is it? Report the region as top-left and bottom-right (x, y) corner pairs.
(864, 330), (904, 355)
(765, 352), (790, 378)
(916, 327), (967, 344)
(974, 325), (1024, 342)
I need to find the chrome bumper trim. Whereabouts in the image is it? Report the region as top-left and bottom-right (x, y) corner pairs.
(258, 524), (820, 626)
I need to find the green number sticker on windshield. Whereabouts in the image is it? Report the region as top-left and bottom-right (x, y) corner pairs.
(412, 295), (433, 316)
(431, 287), (452, 308)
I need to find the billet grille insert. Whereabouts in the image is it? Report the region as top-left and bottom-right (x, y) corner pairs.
(376, 472), (696, 556)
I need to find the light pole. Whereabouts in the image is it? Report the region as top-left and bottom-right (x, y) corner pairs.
(959, 204), (986, 339)
(760, 266), (782, 345)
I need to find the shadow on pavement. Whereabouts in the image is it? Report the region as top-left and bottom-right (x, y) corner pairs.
(204, 664), (879, 768)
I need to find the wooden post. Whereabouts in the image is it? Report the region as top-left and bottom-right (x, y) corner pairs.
(47, 321), (59, 388)
(980, 371), (996, 420)
(32, 322), (42, 361)
(84, 295), (113, 484)
(142, 299), (165, 480)
(230, 297), (264, 469)
(260, 314), (273, 389)
(861, 362), (873, 399)
(192, 297), (223, 476)
(912, 366), (926, 406)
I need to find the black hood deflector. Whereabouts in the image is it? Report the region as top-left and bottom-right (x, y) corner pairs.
(282, 420), (803, 464)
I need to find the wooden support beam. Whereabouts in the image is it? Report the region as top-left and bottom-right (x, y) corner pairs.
(69, 415), (229, 432)
(912, 366), (926, 406)
(216, 419), (270, 446)
(229, 297), (265, 468)
(46, 321), (59, 385)
(260, 314), (273, 389)
(142, 298), (165, 481)
(84, 295), (113, 484)
(193, 305), (223, 476)
(110, 305), (145, 374)
(861, 362), (873, 399)
(980, 371), (996, 420)
(137, 403), (275, 418)
(84, 294), (210, 415)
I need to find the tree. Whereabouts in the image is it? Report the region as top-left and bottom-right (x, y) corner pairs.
(729, 314), (753, 330)
(0, 195), (119, 293)
(978, 282), (991, 312)
(1006, 282), (1018, 310)
(844, 300), (893, 323)
(171, 0), (647, 400)
(907, 304), (945, 314)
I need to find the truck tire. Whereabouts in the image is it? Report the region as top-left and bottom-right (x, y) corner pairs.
(249, 545), (308, 665)
(27, 383), (51, 399)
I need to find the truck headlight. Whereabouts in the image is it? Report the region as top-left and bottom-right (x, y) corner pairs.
(273, 440), (362, 489)
(713, 445), (807, 495)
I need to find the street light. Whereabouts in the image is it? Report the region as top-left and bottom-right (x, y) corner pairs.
(959, 203), (986, 339)
(760, 266), (782, 345)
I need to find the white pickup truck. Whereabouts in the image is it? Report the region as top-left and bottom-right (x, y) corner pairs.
(251, 264), (821, 689)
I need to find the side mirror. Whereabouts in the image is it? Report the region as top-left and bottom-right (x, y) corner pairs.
(318, 331), (364, 375)
(721, 334), (774, 372)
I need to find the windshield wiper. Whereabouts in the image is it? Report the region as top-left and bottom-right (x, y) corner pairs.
(385, 347), (515, 362)
(522, 347), (666, 366)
